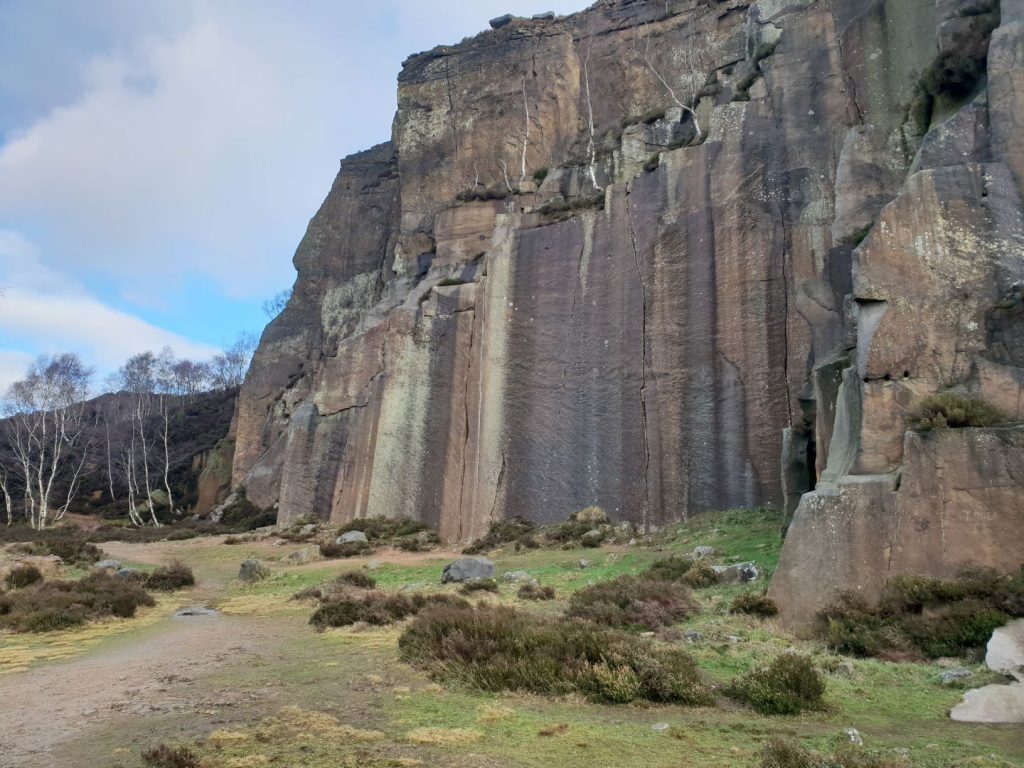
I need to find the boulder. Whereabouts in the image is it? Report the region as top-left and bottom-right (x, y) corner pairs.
(580, 529), (605, 547)
(337, 530), (369, 545)
(575, 506), (608, 525)
(712, 562), (758, 585)
(287, 546), (321, 565)
(950, 683), (1024, 724)
(489, 13), (513, 29)
(577, 559), (590, 569)
(114, 567), (143, 581)
(690, 546), (717, 559)
(532, 11), (555, 20)
(239, 559), (270, 582)
(94, 559), (121, 571)
(441, 557), (494, 584)
(986, 619), (1024, 682)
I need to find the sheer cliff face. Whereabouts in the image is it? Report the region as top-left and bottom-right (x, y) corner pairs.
(234, 0), (1024, 566)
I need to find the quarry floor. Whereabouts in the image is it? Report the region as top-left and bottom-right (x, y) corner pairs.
(1, 511), (1022, 768)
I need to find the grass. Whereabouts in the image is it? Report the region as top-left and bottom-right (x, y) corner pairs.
(906, 393), (1005, 431)
(12, 508), (1024, 767)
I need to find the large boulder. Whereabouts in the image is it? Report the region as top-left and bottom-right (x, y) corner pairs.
(987, 619), (1024, 682)
(287, 546), (321, 565)
(441, 557), (495, 584)
(951, 683), (1024, 724)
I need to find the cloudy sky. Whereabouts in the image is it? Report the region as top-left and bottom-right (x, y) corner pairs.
(0, 0), (585, 392)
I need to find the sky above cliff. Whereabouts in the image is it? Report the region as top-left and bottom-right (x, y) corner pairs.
(0, 0), (584, 392)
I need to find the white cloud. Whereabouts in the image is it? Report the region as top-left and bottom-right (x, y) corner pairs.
(0, 230), (218, 389)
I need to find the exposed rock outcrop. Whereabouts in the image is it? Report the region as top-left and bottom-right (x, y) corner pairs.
(232, 0), (1024, 636)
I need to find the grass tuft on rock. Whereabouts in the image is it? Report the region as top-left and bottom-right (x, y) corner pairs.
(399, 603), (714, 705)
(906, 393), (1004, 431)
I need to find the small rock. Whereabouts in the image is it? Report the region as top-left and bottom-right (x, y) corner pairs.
(577, 559), (590, 569)
(712, 561), (758, 585)
(400, 582), (428, 592)
(489, 13), (514, 29)
(893, 748), (910, 759)
(846, 728), (863, 746)
(726, 635), (742, 643)
(113, 567), (142, 580)
(94, 559), (121, 571)
(691, 546), (717, 559)
(938, 667), (973, 685)
(651, 722), (670, 732)
(640, 631), (655, 638)
(366, 559), (382, 570)
(173, 607), (219, 618)
(502, 571), (537, 585)
(628, 538), (638, 546)
(239, 559), (270, 582)
(337, 530), (369, 545)
(441, 556), (495, 584)
(684, 630), (704, 644)
(299, 523), (317, 536)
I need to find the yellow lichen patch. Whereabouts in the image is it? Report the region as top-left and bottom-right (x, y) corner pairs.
(477, 703), (516, 724)
(403, 727), (482, 745)
(0, 599), (167, 675)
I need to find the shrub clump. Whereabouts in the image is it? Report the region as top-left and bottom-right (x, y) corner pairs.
(319, 541), (370, 559)
(336, 571), (377, 590)
(141, 744), (201, 768)
(5, 564), (43, 590)
(0, 572), (155, 633)
(566, 575), (699, 630)
(144, 561), (195, 592)
(17, 535), (104, 566)
(309, 591), (468, 630)
(731, 592), (779, 617)
(681, 560), (719, 589)
(399, 603), (714, 705)
(643, 555), (695, 582)
(518, 583), (556, 601)
(463, 516), (536, 555)
(460, 578), (500, 595)
(906, 393), (1004, 431)
(218, 491), (277, 531)
(725, 654), (826, 715)
(820, 569), (1024, 659)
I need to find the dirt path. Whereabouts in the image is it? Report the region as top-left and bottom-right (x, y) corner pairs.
(0, 611), (293, 768)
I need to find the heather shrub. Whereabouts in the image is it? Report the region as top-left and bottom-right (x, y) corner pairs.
(644, 556), (695, 582)
(517, 583), (556, 601)
(141, 744), (201, 768)
(319, 541), (369, 559)
(731, 592), (779, 617)
(144, 561), (195, 591)
(566, 575), (699, 630)
(725, 654), (825, 715)
(820, 568), (1024, 659)
(336, 571), (376, 589)
(309, 591), (468, 630)
(681, 560), (718, 588)
(906, 393), (1004, 431)
(459, 578), (499, 595)
(399, 603), (713, 705)
(463, 517), (536, 554)
(0, 572), (155, 633)
(755, 739), (904, 768)
(5, 564), (43, 590)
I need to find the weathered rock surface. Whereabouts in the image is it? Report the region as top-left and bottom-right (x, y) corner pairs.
(239, 559), (270, 583)
(987, 619), (1024, 682)
(440, 557), (495, 584)
(337, 531), (368, 545)
(229, 0), (1024, 643)
(713, 562), (759, 585)
(951, 619), (1024, 724)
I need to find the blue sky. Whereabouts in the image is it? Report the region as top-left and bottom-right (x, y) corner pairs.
(0, 0), (585, 391)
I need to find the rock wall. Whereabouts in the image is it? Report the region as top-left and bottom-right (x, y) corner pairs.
(234, 0), (1024, 569)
